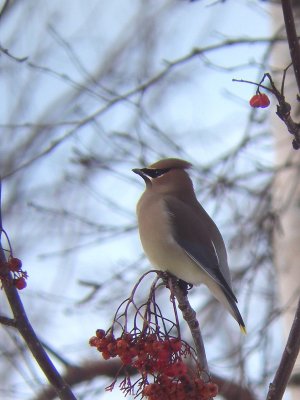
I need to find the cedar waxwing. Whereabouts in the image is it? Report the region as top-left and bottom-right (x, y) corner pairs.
(133, 158), (246, 333)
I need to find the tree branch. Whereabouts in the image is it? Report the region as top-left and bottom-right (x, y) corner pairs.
(281, 0), (300, 93)
(171, 280), (209, 377)
(0, 181), (77, 400)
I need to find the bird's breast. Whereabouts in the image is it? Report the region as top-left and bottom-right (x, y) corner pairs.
(137, 194), (175, 264)
(136, 194), (208, 285)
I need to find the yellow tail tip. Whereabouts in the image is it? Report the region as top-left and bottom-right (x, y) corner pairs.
(240, 325), (247, 335)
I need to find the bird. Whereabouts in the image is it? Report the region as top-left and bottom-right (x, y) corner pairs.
(132, 158), (246, 333)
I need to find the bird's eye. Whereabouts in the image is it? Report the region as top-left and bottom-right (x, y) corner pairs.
(141, 168), (171, 178)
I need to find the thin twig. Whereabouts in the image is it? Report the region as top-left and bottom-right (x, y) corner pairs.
(266, 296), (300, 400)
(0, 315), (17, 327)
(0, 0), (9, 20)
(3, 36), (291, 178)
(0, 46), (28, 62)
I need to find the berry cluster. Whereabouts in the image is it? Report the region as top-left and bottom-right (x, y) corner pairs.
(143, 375), (218, 400)
(8, 257), (28, 290)
(90, 330), (185, 368)
(90, 329), (218, 399)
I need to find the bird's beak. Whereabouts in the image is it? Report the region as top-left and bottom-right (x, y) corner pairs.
(132, 168), (151, 186)
(132, 168), (145, 177)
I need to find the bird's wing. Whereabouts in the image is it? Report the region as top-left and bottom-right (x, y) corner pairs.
(164, 197), (237, 304)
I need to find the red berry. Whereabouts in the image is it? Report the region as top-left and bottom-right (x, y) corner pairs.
(120, 354), (133, 365)
(194, 378), (205, 391)
(249, 93), (270, 108)
(107, 342), (117, 356)
(101, 350), (111, 360)
(116, 338), (128, 352)
(146, 333), (157, 342)
(8, 257), (22, 272)
(166, 361), (187, 377)
(129, 345), (138, 357)
(106, 333), (115, 343)
(96, 329), (106, 339)
(89, 336), (99, 347)
(96, 338), (109, 351)
(169, 338), (182, 353)
(13, 277), (27, 290)
(206, 382), (218, 397)
(122, 332), (133, 343)
(152, 340), (165, 353)
(200, 382), (218, 398)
